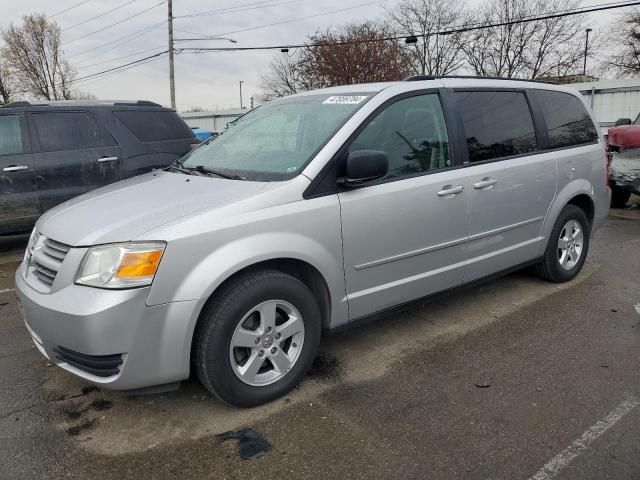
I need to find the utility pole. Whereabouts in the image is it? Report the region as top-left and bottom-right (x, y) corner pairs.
(168, 0), (176, 109)
(582, 28), (592, 78)
(239, 80), (244, 109)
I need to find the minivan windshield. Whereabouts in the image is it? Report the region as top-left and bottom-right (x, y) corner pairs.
(179, 93), (372, 181)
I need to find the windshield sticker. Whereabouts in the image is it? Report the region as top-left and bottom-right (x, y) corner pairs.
(323, 95), (368, 105)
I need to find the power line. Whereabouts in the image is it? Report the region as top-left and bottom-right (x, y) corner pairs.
(73, 50), (168, 83)
(72, 53), (167, 87)
(12, 51), (167, 96)
(177, 0), (640, 50)
(75, 45), (166, 70)
(62, 0), (166, 45)
(174, 0), (391, 41)
(176, 0), (281, 18)
(63, 0), (139, 31)
(175, 0), (308, 20)
(67, 21), (165, 59)
(51, 0), (93, 18)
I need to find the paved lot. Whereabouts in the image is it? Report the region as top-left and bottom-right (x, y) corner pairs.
(1, 203), (639, 480)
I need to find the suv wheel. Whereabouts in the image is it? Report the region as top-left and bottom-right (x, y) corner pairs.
(610, 186), (631, 209)
(195, 270), (321, 407)
(536, 205), (590, 283)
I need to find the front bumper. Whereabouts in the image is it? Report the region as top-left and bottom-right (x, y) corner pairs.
(15, 267), (203, 390)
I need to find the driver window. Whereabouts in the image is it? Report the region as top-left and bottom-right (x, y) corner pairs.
(349, 94), (451, 179)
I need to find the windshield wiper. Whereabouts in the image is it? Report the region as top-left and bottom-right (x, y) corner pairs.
(191, 165), (245, 180)
(166, 163), (192, 175)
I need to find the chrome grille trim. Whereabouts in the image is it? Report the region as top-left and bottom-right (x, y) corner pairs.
(29, 235), (71, 289)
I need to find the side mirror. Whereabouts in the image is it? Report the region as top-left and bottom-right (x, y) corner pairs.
(339, 150), (389, 188)
(615, 118), (632, 127)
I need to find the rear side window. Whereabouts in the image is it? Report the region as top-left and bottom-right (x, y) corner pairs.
(0, 115), (23, 155)
(114, 110), (194, 142)
(455, 90), (537, 162)
(32, 112), (104, 152)
(529, 90), (598, 149)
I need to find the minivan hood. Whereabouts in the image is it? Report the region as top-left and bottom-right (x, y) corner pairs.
(36, 171), (271, 246)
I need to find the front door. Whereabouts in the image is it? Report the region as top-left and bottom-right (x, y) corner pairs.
(0, 113), (40, 234)
(452, 90), (557, 282)
(338, 92), (469, 319)
(29, 111), (121, 211)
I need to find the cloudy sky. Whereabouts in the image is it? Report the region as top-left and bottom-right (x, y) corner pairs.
(1, 0), (623, 111)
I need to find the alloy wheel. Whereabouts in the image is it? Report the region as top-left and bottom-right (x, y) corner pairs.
(557, 219), (584, 271)
(229, 300), (305, 386)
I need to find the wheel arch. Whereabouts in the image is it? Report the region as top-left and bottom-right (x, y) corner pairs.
(188, 257), (334, 366)
(539, 180), (596, 255)
(567, 193), (595, 227)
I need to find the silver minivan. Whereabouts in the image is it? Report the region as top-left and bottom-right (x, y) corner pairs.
(16, 77), (610, 407)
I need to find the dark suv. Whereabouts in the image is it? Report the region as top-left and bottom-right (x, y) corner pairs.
(0, 100), (198, 234)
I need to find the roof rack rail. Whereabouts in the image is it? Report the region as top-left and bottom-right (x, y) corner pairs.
(1, 100), (164, 108)
(403, 75), (554, 85)
(0, 101), (32, 108)
(114, 100), (163, 107)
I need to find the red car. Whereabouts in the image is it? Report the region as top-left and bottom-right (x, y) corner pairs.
(606, 116), (640, 207)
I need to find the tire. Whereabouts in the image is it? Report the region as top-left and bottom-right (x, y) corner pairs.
(536, 205), (590, 283)
(610, 187), (631, 209)
(195, 269), (322, 407)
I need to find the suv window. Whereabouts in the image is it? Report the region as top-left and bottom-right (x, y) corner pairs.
(32, 112), (104, 152)
(114, 110), (193, 142)
(348, 94), (451, 178)
(0, 115), (23, 155)
(456, 90), (537, 162)
(530, 90), (598, 148)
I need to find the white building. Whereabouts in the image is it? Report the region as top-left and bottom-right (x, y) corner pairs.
(179, 108), (246, 132)
(565, 78), (640, 134)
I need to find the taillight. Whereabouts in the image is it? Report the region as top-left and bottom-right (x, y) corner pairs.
(605, 150), (612, 188)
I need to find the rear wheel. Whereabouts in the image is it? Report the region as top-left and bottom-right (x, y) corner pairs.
(610, 187), (631, 208)
(536, 205), (590, 283)
(195, 270), (321, 407)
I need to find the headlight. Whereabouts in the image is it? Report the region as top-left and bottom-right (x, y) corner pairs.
(75, 242), (166, 289)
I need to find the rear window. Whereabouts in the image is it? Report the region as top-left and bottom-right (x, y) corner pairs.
(455, 90), (537, 162)
(0, 115), (23, 155)
(530, 90), (598, 149)
(114, 110), (194, 142)
(32, 112), (105, 152)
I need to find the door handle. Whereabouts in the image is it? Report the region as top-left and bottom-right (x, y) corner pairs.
(97, 156), (119, 163)
(2, 165), (29, 172)
(473, 177), (496, 190)
(437, 185), (464, 197)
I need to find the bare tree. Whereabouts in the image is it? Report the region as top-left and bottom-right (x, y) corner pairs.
(298, 22), (411, 87)
(2, 13), (75, 100)
(260, 22), (411, 100)
(259, 53), (306, 102)
(462, 0), (586, 79)
(527, 0), (587, 79)
(604, 10), (640, 76)
(386, 0), (469, 76)
(0, 58), (14, 103)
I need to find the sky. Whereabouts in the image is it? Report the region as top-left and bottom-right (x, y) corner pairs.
(0, 0), (627, 112)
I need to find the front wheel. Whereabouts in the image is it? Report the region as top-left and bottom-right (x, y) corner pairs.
(536, 205), (590, 283)
(194, 270), (322, 407)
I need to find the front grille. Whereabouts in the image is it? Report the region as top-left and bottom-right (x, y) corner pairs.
(31, 237), (71, 287)
(52, 346), (124, 378)
(41, 238), (70, 261)
(32, 262), (57, 285)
